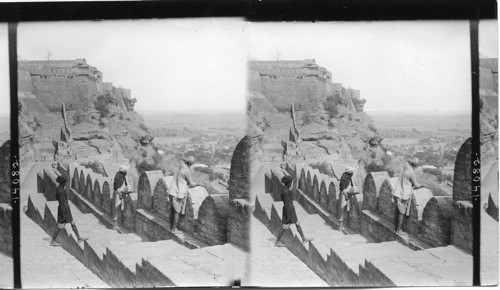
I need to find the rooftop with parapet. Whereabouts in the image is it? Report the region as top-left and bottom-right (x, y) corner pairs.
(19, 58), (103, 80)
(249, 59), (332, 80)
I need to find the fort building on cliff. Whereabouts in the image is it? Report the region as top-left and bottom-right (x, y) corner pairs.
(18, 58), (130, 112)
(249, 59), (362, 113)
(249, 59), (333, 111)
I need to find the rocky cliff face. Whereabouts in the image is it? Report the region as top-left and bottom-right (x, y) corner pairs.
(479, 58), (498, 167)
(18, 59), (150, 168)
(248, 59), (391, 180)
(0, 141), (10, 204)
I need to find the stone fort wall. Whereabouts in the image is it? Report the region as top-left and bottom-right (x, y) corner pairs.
(0, 141), (11, 256)
(0, 141), (10, 204)
(266, 137), (473, 253)
(480, 58), (498, 92)
(37, 134), (255, 251)
(18, 59), (134, 112)
(249, 59), (333, 112)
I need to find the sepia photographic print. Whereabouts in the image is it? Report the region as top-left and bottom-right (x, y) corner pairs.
(0, 10), (496, 289)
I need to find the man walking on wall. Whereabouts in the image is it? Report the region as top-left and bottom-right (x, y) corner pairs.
(112, 165), (131, 231)
(168, 156), (197, 235)
(50, 175), (88, 246)
(392, 157), (425, 234)
(274, 175), (313, 247)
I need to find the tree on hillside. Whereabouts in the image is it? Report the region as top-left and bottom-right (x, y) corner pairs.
(323, 96), (340, 118)
(94, 94), (114, 117)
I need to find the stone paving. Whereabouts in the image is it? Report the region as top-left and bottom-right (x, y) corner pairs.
(244, 216), (328, 287)
(21, 214), (110, 288)
(0, 252), (13, 288)
(24, 162), (247, 287)
(21, 162), (110, 288)
(480, 207), (499, 285)
(255, 190), (473, 286)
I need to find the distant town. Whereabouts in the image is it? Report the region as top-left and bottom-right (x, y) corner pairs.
(145, 112), (246, 195)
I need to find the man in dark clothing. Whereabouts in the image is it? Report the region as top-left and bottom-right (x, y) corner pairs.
(112, 165), (131, 231)
(274, 175), (313, 247)
(50, 175), (88, 246)
(338, 166), (359, 234)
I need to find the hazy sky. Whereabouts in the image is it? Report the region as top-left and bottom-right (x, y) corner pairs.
(18, 18), (248, 113)
(10, 19), (500, 115)
(0, 24), (9, 116)
(249, 21), (476, 112)
(479, 20), (498, 58)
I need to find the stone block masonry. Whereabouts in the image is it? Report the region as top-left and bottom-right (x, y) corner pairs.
(152, 176), (173, 221)
(31, 76), (95, 112)
(249, 60), (332, 112)
(274, 137), (473, 253)
(228, 199), (253, 251)
(450, 138), (473, 253)
(0, 204), (12, 255)
(60, 162), (234, 249)
(196, 194), (230, 246)
(453, 138), (471, 202)
(18, 59), (135, 113)
(137, 170), (164, 211)
(363, 172), (389, 213)
(420, 196), (453, 247)
(254, 191), (472, 286)
(178, 187), (209, 235)
(451, 201), (473, 253)
(0, 141), (10, 204)
(229, 135), (262, 201)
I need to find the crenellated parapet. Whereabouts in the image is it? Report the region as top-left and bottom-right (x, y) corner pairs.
(196, 194), (230, 246)
(265, 139), (473, 251)
(420, 196), (454, 246)
(363, 172), (390, 213)
(152, 176), (174, 221)
(35, 136), (254, 252)
(137, 170), (164, 211)
(450, 138), (472, 253)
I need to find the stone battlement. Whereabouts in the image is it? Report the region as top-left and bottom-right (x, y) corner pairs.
(18, 59), (133, 112)
(19, 58), (102, 81)
(248, 60), (333, 111)
(0, 203), (12, 256)
(41, 163), (233, 248)
(265, 137), (472, 253)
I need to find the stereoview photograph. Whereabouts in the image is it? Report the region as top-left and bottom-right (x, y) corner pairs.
(17, 18), (249, 288)
(8, 17), (500, 288)
(245, 20), (498, 287)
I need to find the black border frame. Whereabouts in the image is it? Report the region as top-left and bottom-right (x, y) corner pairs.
(1, 0), (496, 287)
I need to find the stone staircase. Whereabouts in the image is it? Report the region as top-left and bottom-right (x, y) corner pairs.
(25, 191), (245, 287)
(254, 191), (472, 286)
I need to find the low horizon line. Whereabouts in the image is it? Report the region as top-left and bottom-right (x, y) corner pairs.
(366, 110), (471, 114)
